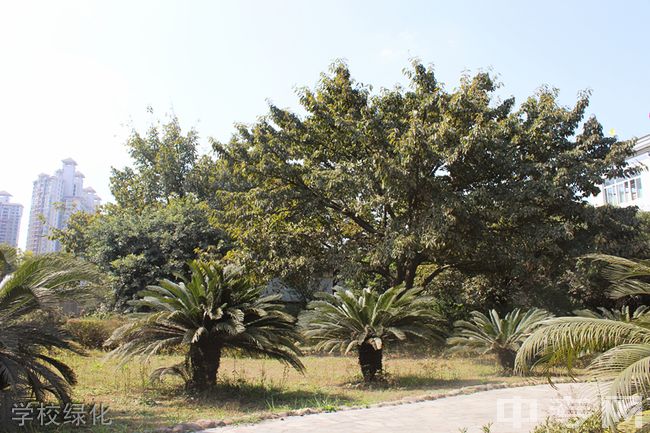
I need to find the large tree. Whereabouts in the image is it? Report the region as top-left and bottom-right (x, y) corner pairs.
(57, 115), (231, 308)
(55, 197), (228, 307)
(218, 61), (635, 307)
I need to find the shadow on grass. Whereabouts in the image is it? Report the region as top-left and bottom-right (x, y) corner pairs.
(155, 380), (354, 412)
(385, 376), (500, 390)
(18, 384), (354, 433)
(386, 371), (575, 391)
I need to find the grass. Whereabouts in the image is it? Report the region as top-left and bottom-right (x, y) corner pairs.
(31, 351), (534, 433)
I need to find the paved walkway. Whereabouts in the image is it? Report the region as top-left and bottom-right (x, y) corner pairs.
(202, 383), (601, 433)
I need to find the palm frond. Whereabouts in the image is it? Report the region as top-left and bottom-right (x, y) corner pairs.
(0, 244), (17, 280)
(574, 306), (650, 322)
(583, 253), (650, 298)
(0, 252), (100, 407)
(299, 286), (444, 354)
(0, 253), (104, 313)
(515, 317), (650, 374)
(591, 344), (650, 397)
(526, 255), (650, 427)
(449, 308), (552, 360)
(150, 362), (190, 383)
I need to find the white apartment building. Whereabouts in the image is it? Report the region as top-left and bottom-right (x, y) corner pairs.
(590, 134), (650, 211)
(26, 158), (101, 254)
(0, 191), (23, 247)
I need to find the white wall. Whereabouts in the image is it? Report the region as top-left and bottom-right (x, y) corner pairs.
(589, 135), (650, 211)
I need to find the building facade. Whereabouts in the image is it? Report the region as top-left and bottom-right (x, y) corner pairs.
(26, 158), (101, 254)
(590, 134), (650, 211)
(0, 191), (23, 247)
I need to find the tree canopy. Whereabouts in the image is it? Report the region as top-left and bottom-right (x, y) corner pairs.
(56, 63), (647, 312)
(110, 113), (226, 209)
(56, 114), (231, 308)
(218, 61), (636, 309)
(55, 197), (228, 308)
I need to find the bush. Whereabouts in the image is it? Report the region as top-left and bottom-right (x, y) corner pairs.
(532, 414), (608, 433)
(64, 316), (125, 350)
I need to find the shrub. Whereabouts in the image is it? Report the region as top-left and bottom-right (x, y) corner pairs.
(448, 308), (552, 372)
(532, 414), (608, 433)
(516, 254), (650, 428)
(299, 286), (445, 382)
(64, 317), (125, 350)
(106, 260), (304, 391)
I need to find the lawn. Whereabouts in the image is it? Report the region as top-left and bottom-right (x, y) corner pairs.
(44, 351), (530, 433)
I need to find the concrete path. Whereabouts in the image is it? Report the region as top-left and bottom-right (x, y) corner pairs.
(202, 383), (601, 433)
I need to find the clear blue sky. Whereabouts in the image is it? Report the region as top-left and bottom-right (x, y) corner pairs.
(1, 0), (649, 248)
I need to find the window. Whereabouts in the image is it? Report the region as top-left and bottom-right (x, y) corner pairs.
(605, 176), (643, 205)
(617, 182), (625, 203)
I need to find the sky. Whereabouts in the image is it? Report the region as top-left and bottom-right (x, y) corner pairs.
(1, 0), (649, 249)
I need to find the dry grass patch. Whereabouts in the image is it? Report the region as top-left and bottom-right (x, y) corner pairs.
(40, 351), (530, 432)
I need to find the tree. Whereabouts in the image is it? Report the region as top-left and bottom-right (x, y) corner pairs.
(419, 206), (650, 315)
(110, 113), (231, 210)
(107, 260), (304, 391)
(0, 251), (102, 414)
(448, 308), (552, 372)
(54, 197), (228, 307)
(562, 208), (650, 310)
(59, 113), (234, 308)
(219, 61), (635, 308)
(516, 254), (650, 426)
(299, 286), (444, 382)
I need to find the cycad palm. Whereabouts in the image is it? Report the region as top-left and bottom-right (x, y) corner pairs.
(107, 260), (304, 391)
(574, 305), (650, 322)
(0, 251), (102, 407)
(516, 254), (650, 425)
(448, 308), (552, 372)
(299, 286), (444, 382)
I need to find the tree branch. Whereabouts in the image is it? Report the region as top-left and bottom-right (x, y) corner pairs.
(422, 264), (455, 287)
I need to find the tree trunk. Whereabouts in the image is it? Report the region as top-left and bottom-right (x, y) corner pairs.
(495, 348), (516, 373)
(187, 339), (222, 391)
(358, 343), (383, 382)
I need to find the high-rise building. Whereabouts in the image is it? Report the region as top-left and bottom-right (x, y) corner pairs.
(0, 191), (23, 247)
(26, 158), (101, 254)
